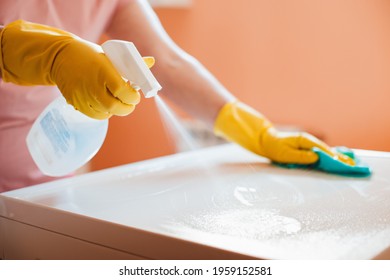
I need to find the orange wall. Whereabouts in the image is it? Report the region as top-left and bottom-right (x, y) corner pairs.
(91, 0), (390, 171)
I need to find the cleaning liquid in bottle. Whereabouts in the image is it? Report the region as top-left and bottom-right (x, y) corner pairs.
(26, 40), (162, 177)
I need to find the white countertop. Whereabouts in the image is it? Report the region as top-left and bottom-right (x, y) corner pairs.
(1, 144), (390, 259)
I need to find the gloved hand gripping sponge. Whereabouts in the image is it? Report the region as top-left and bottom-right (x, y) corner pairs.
(276, 147), (372, 177)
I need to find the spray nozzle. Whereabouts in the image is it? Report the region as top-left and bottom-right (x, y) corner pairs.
(102, 40), (162, 98)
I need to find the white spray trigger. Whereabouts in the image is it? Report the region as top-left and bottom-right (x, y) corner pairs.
(102, 40), (162, 98)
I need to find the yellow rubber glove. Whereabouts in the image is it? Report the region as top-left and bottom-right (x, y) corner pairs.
(214, 101), (355, 165)
(0, 20), (154, 120)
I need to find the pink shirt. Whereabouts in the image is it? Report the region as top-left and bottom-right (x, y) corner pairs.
(0, 0), (131, 192)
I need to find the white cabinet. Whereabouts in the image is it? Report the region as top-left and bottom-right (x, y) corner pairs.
(1, 145), (390, 259)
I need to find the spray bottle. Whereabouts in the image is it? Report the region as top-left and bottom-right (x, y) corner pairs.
(26, 40), (162, 177)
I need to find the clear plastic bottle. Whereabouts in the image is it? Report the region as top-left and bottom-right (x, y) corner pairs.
(26, 40), (161, 177)
(26, 96), (108, 176)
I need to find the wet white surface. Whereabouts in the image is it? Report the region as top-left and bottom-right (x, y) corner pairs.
(1, 144), (390, 259)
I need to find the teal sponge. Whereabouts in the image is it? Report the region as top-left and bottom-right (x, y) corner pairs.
(276, 147), (372, 177)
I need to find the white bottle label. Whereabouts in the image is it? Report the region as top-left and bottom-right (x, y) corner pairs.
(39, 108), (71, 158)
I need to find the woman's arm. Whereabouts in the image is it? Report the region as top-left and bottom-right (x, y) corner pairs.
(106, 0), (355, 166)
(106, 0), (234, 127)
